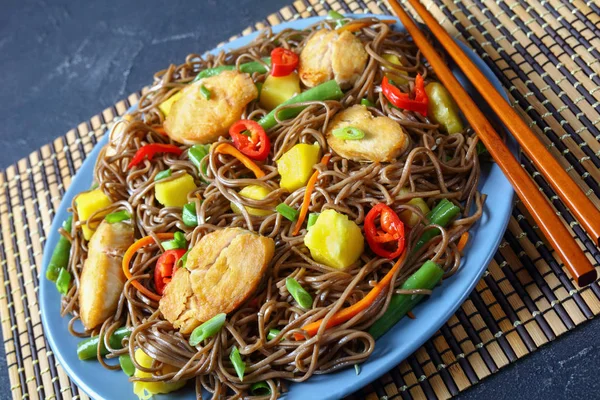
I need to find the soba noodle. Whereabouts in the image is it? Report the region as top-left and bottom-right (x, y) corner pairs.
(58, 18), (485, 399)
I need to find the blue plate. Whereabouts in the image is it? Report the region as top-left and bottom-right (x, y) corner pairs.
(40, 14), (516, 400)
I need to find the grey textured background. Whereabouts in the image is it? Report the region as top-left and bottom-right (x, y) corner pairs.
(1, 0), (599, 399)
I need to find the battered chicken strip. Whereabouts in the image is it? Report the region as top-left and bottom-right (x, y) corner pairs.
(164, 71), (258, 145)
(159, 228), (275, 334)
(326, 105), (409, 162)
(299, 30), (368, 89)
(79, 220), (134, 330)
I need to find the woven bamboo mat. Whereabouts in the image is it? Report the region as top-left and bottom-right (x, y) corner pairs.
(1, 0), (600, 398)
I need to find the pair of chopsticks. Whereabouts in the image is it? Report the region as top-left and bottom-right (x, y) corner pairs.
(385, 0), (600, 286)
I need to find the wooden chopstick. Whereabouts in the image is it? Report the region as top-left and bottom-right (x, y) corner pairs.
(385, 0), (597, 286)
(395, 0), (600, 246)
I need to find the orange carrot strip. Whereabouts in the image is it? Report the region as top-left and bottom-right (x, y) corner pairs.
(457, 232), (469, 253)
(214, 143), (265, 178)
(122, 233), (174, 302)
(337, 19), (397, 33)
(294, 250), (408, 340)
(292, 154), (331, 236)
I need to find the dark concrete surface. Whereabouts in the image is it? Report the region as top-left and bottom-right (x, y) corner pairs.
(1, 1), (599, 399)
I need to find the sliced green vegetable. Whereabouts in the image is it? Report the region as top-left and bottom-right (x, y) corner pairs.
(360, 98), (375, 107)
(258, 80), (344, 130)
(182, 202), (198, 227)
(267, 329), (281, 341)
(46, 216), (73, 282)
(285, 278), (313, 309)
(188, 144), (211, 176)
(162, 231), (187, 250)
(368, 260), (445, 339)
(412, 199), (460, 255)
(76, 326), (131, 360)
(256, 82), (263, 98)
(105, 210), (131, 224)
(307, 212), (320, 228)
(251, 382), (271, 396)
(200, 85), (211, 100)
(178, 249), (191, 269)
(193, 58), (271, 82)
(230, 346), (246, 381)
(327, 9), (346, 28)
(56, 268), (72, 295)
(189, 313), (226, 346)
(355, 364), (361, 375)
(119, 354), (135, 377)
(332, 126), (365, 140)
(154, 169), (172, 181)
(276, 203), (299, 221)
(476, 141), (487, 156)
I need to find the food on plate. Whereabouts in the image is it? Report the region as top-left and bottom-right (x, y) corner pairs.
(47, 16), (484, 399)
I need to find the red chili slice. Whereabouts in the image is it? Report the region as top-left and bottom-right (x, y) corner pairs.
(364, 203), (405, 259)
(154, 249), (187, 295)
(270, 47), (299, 77)
(229, 120), (271, 161)
(128, 143), (183, 169)
(381, 74), (429, 117)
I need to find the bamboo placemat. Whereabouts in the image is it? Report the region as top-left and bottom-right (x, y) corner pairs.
(1, 0), (600, 399)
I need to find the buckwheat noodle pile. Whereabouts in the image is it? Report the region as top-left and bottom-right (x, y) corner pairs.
(59, 18), (485, 399)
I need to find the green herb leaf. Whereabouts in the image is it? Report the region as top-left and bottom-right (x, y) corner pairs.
(119, 355), (135, 377)
(162, 231), (187, 250)
(56, 268), (72, 295)
(332, 126), (365, 140)
(307, 212), (320, 228)
(105, 210), (131, 224)
(154, 169), (172, 181)
(276, 203), (299, 222)
(189, 313), (226, 346)
(200, 85), (211, 100)
(182, 202), (198, 227)
(285, 277), (313, 309)
(230, 346), (246, 381)
(476, 141), (488, 156)
(250, 382), (271, 396)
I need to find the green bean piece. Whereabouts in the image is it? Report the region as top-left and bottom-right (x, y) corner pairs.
(154, 169), (172, 181)
(56, 268), (72, 295)
(368, 260), (444, 339)
(307, 212), (320, 228)
(332, 126), (365, 140)
(267, 329), (281, 341)
(189, 313), (226, 346)
(200, 85), (211, 100)
(230, 346), (246, 381)
(76, 327), (131, 360)
(182, 202), (198, 227)
(119, 354), (135, 377)
(188, 144), (211, 176)
(105, 210), (131, 223)
(276, 203), (299, 222)
(411, 199), (460, 255)
(46, 216), (73, 281)
(360, 98), (375, 107)
(250, 382), (271, 396)
(258, 80), (344, 130)
(192, 58), (271, 82)
(162, 231), (187, 250)
(285, 278), (313, 309)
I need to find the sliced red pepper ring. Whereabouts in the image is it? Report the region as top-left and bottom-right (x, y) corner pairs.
(229, 119), (271, 161)
(154, 249), (187, 295)
(364, 203), (405, 259)
(381, 74), (429, 117)
(128, 143), (183, 169)
(270, 47), (299, 77)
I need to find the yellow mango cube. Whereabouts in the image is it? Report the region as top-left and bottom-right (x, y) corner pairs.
(259, 73), (301, 111)
(304, 209), (364, 270)
(277, 143), (321, 192)
(425, 82), (464, 134)
(155, 173), (197, 208)
(133, 349), (186, 400)
(399, 197), (430, 227)
(230, 185), (276, 216)
(76, 189), (112, 240)
(158, 91), (183, 117)
(382, 54), (408, 84)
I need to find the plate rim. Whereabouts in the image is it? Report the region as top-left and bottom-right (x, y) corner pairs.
(40, 13), (516, 400)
